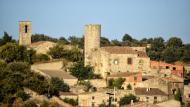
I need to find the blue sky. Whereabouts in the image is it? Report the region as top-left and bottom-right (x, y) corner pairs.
(0, 0), (190, 43)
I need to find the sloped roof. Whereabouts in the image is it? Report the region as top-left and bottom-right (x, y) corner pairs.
(107, 72), (138, 78)
(135, 87), (167, 96)
(100, 46), (147, 57)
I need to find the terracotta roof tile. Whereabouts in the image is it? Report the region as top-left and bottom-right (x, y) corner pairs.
(101, 46), (148, 57)
(135, 87), (167, 96)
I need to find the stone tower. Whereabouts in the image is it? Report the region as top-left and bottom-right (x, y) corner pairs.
(19, 21), (31, 46)
(84, 24), (101, 66)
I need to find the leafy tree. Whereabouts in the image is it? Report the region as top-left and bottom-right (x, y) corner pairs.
(0, 43), (35, 63)
(111, 39), (121, 46)
(175, 88), (182, 103)
(69, 61), (95, 80)
(58, 37), (69, 44)
(68, 36), (83, 47)
(23, 101), (38, 107)
(32, 54), (50, 63)
(122, 34), (133, 42)
(16, 90), (30, 101)
(107, 78), (125, 89)
(166, 37), (183, 48)
(31, 34), (58, 43)
(48, 45), (65, 59)
(186, 101), (190, 107)
(119, 94), (138, 106)
(100, 37), (110, 47)
(127, 84), (132, 90)
(151, 37), (165, 52)
(63, 98), (78, 106)
(0, 32), (15, 46)
(162, 47), (179, 63)
(50, 77), (70, 95)
(79, 81), (93, 92)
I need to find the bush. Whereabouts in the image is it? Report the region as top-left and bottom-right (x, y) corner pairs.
(32, 54), (50, 62)
(16, 90), (30, 101)
(107, 78), (125, 89)
(119, 94), (138, 106)
(63, 98), (78, 106)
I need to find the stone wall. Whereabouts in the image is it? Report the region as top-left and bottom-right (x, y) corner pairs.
(31, 61), (63, 70)
(89, 79), (107, 88)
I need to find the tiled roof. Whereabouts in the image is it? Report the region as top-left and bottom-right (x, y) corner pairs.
(59, 92), (77, 96)
(107, 72), (138, 78)
(39, 69), (77, 79)
(100, 46), (148, 57)
(135, 87), (167, 96)
(160, 77), (182, 83)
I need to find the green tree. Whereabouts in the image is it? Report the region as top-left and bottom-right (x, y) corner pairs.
(162, 47), (179, 63)
(119, 94), (138, 106)
(58, 37), (69, 44)
(111, 39), (121, 46)
(175, 88), (182, 103)
(100, 37), (110, 47)
(31, 34), (58, 43)
(69, 61), (95, 80)
(0, 32), (15, 46)
(0, 43), (35, 63)
(50, 77), (70, 95)
(63, 98), (78, 106)
(186, 101), (190, 107)
(107, 78), (125, 89)
(122, 34), (133, 42)
(127, 84), (132, 90)
(166, 37), (183, 48)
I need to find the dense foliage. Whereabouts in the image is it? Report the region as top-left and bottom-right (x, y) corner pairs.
(0, 32), (16, 46)
(48, 44), (83, 62)
(63, 98), (78, 106)
(69, 61), (101, 80)
(119, 94), (138, 106)
(107, 78), (125, 89)
(0, 61), (70, 106)
(32, 34), (58, 43)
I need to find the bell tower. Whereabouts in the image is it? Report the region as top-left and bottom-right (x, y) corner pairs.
(19, 21), (31, 46)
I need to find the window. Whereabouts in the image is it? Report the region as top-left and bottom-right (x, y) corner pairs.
(127, 58), (132, 65)
(92, 96), (95, 100)
(113, 59), (119, 65)
(166, 66), (169, 69)
(24, 25), (28, 33)
(173, 67), (176, 70)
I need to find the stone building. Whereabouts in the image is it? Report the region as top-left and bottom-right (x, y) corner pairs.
(107, 72), (142, 90)
(84, 24), (150, 78)
(19, 21), (32, 46)
(134, 87), (168, 104)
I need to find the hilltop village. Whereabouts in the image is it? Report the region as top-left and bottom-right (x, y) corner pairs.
(0, 21), (190, 107)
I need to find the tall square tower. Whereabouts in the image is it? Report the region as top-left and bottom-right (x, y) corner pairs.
(19, 21), (31, 46)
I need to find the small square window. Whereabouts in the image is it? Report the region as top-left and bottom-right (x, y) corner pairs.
(166, 66), (169, 69)
(173, 67), (176, 70)
(127, 58), (132, 65)
(92, 96), (95, 100)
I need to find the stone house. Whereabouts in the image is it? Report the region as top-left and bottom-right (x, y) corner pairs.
(107, 72), (142, 90)
(150, 61), (184, 78)
(59, 92), (78, 100)
(134, 87), (168, 104)
(78, 89), (132, 107)
(84, 24), (151, 78)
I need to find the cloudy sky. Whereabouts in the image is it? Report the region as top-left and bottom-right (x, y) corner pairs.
(0, 0), (190, 43)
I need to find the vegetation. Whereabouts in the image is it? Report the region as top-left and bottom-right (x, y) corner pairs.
(63, 98), (78, 106)
(0, 32), (16, 46)
(32, 54), (50, 63)
(99, 101), (116, 107)
(31, 34), (58, 43)
(79, 81), (97, 92)
(119, 94), (138, 106)
(0, 61), (70, 106)
(107, 78), (125, 89)
(127, 84), (132, 90)
(174, 88), (182, 103)
(48, 44), (83, 62)
(69, 61), (101, 80)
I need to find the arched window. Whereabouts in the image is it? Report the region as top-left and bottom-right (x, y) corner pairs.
(25, 25), (28, 33)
